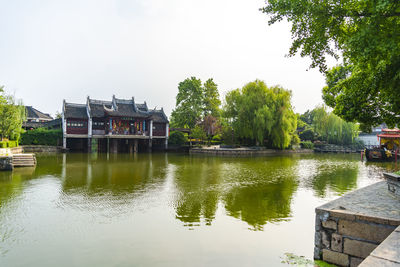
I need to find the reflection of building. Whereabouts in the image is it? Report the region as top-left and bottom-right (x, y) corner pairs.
(62, 95), (169, 152)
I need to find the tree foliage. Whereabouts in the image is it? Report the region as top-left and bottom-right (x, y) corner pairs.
(223, 80), (297, 149)
(0, 86), (26, 141)
(170, 77), (221, 129)
(301, 106), (359, 145)
(262, 0), (400, 129)
(168, 131), (187, 146)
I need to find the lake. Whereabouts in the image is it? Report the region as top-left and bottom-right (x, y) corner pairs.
(0, 153), (395, 266)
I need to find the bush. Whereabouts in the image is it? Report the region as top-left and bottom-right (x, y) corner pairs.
(299, 128), (315, 141)
(20, 128), (62, 146)
(212, 134), (222, 141)
(0, 140), (18, 148)
(300, 141), (314, 149)
(168, 131), (187, 146)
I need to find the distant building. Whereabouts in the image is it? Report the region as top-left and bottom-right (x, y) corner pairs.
(23, 106), (59, 130)
(358, 123), (387, 147)
(62, 95), (169, 152)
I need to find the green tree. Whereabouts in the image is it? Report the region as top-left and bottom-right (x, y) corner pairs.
(311, 106), (359, 145)
(170, 77), (222, 129)
(191, 125), (207, 142)
(223, 80), (297, 149)
(203, 78), (221, 117)
(0, 87), (25, 141)
(168, 131), (187, 146)
(171, 77), (204, 129)
(262, 0), (400, 129)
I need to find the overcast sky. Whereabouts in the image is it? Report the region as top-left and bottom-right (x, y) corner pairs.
(0, 0), (336, 117)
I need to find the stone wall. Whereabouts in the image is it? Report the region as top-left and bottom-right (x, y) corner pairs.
(190, 148), (313, 156)
(314, 182), (400, 267)
(21, 145), (62, 153)
(0, 156), (13, 171)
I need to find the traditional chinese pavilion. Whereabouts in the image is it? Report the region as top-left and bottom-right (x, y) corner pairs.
(62, 95), (169, 152)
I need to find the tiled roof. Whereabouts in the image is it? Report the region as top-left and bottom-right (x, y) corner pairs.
(64, 103), (88, 119)
(64, 96), (168, 122)
(106, 102), (149, 118)
(89, 99), (112, 118)
(25, 106), (53, 120)
(136, 103), (148, 112)
(150, 109), (169, 123)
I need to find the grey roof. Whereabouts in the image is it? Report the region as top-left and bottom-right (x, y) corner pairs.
(64, 96), (168, 122)
(89, 99), (112, 118)
(105, 102), (149, 118)
(136, 103), (148, 112)
(64, 103), (88, 119)
(150, 109), (169, 123)
(25, 106), (53, 120)
(23, 118), (61, 129)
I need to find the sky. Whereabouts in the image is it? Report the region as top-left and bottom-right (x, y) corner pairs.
(0, 0), (337, 117)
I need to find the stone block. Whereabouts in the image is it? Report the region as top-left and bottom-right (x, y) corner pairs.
(344, 238), (377, 258)
(315, 231), (322, 247)
(359, 255), (400, 266)
(330, 209), (356, 221)
(0, 156), (13, 171)
(315, 214), (322, 231)
(314, 246), (322, 260)
(356, 214), (389, 225)
(331, 233), (343, 252)
(322, 220), (337, 230)
(322, 231), (330, 248)
(370, 230), (400, 263)
(338, 220), (394, 243)
(350, 257), (364, 267)
(322, 249), (349, 267)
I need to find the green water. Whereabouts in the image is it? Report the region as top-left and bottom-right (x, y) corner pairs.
(0, 153), (395, 266)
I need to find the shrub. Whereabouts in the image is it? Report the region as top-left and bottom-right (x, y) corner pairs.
(0, 140), (18, 148)
(20, 128), (62, 146)
(299, 128), (315, 141)
(212, 134), (222, 141)
(168, 131), (187, 146)
(300, 141), (314, 149)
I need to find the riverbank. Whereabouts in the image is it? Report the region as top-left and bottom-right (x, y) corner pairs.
(190, 146), (313, 156)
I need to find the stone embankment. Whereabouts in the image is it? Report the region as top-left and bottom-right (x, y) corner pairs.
(0, 148), (37, 170)
(314, 181), (400, 266)
(190, 146), (313, 156)
(21, 145), (63, 153)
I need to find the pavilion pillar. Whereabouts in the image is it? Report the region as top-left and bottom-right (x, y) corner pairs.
(165, 138), (168, 150)
(134, 139), (138, 153)
(148, 139), (152, 152)
(63, 137), (67, 150)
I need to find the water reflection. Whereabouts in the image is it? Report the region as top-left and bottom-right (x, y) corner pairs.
(170, 156), (222, 227)
(222, 157), (298, 230)
(0, 153), (388, 231)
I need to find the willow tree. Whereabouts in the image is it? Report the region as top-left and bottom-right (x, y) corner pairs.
(223, 80), (297, 149)
(311, 106), (359, 145)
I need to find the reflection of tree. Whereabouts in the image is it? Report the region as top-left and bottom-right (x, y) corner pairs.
(222, 157), (298, 230)
(0, 168), (36, 210)
(171, 156), (222, 227)
(303, 158), (358, 197)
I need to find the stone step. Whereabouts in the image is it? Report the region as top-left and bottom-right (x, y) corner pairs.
(12, 154), (36, 167)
